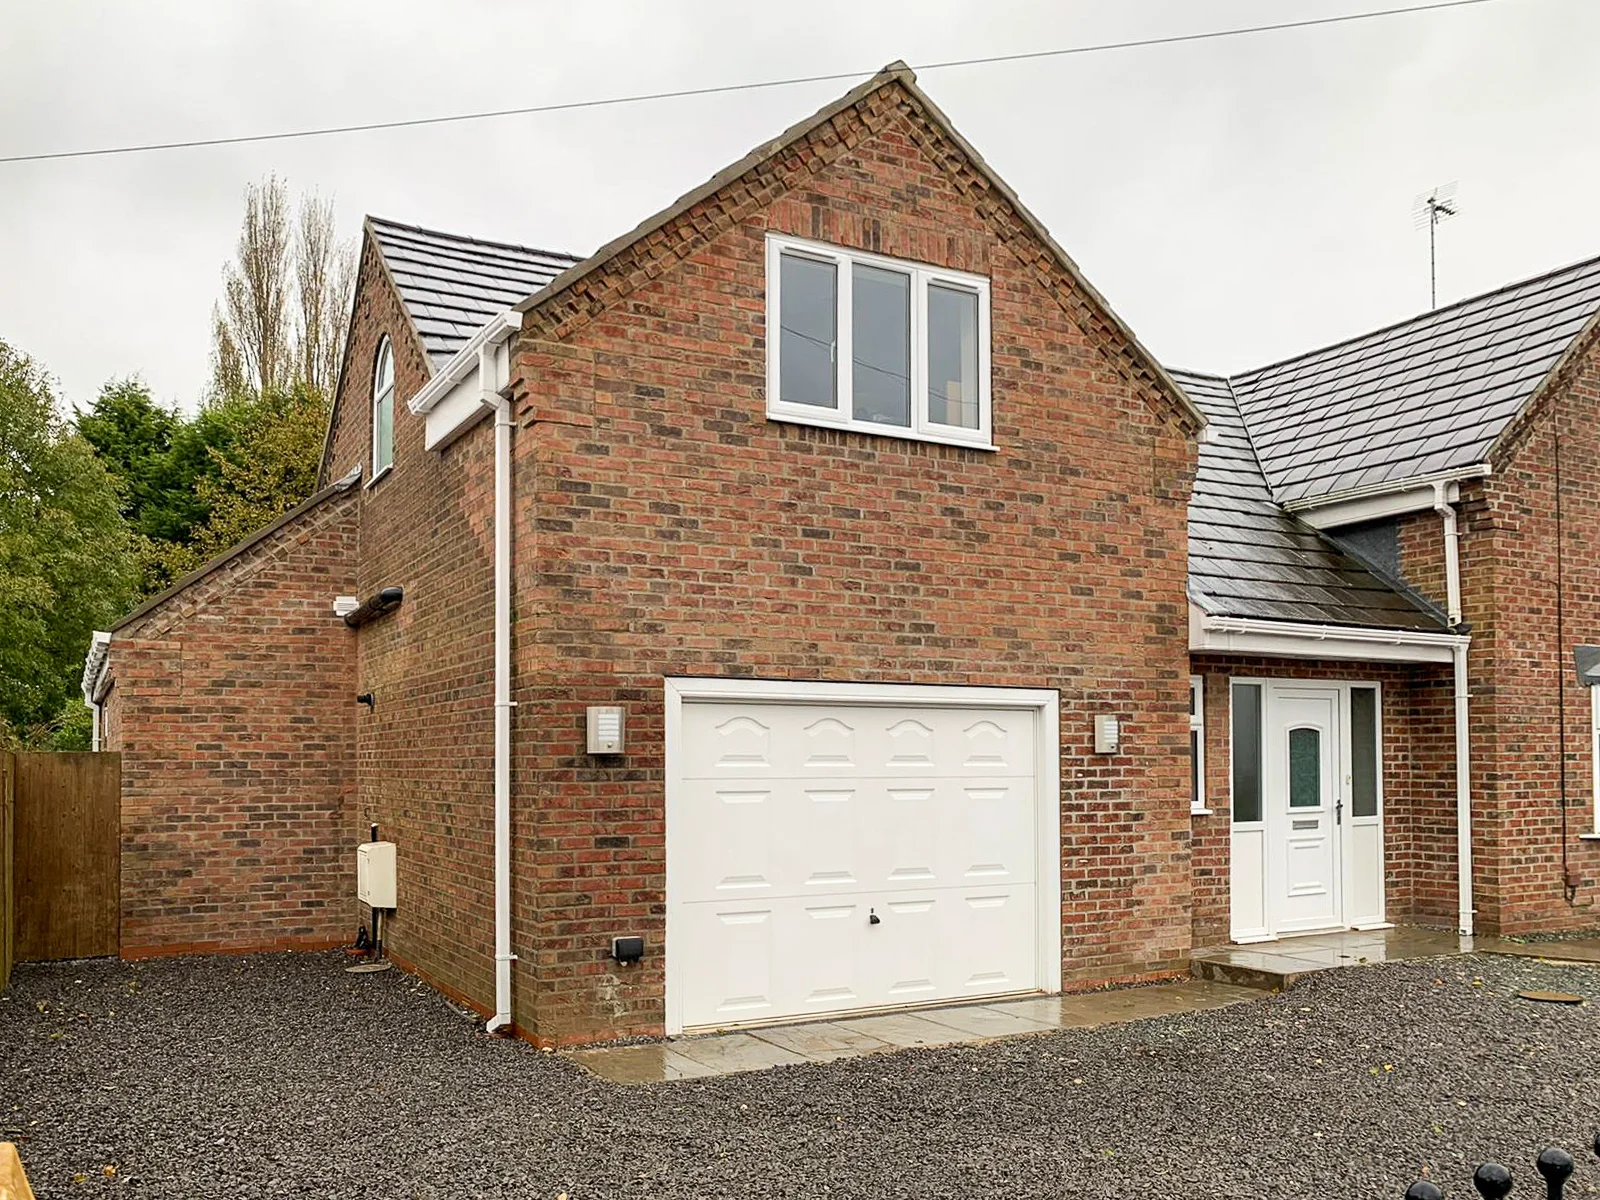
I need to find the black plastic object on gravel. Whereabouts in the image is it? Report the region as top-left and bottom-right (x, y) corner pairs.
(3, 951), (1599, 1199)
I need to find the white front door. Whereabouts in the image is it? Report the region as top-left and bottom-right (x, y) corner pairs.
(1268, 686), (1341, 933)
(666, 681), (1059, 1034)
(1229, 680), (1385, 941)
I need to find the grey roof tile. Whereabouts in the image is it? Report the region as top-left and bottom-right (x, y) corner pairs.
(1229, 254), (1600, 504)
(1174, 368), (1447, 631)
(368, 217), (584, 369)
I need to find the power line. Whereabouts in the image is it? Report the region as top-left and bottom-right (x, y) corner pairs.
(0, 0), (1507, 166)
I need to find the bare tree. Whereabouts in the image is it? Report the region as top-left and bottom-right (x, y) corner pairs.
(209, 176), (356, 402)
(213, 175), (292, 397)
(294, 191), (355, 397)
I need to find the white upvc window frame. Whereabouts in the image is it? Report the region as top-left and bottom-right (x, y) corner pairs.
(1592, 684), (1600, 834)
(764, 233), (993, 451)
(1190, 675), (1210, 814)
(371, 335), (395, 482)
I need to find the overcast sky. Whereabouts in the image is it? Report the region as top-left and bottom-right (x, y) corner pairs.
(2, 0), (1595, 412)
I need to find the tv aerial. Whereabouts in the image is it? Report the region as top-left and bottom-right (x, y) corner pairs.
(1413, 182), (1459, 309)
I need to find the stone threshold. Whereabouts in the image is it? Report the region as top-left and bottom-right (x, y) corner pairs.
(566, 979), (1256, 1084)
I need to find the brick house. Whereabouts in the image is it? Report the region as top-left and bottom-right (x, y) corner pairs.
(83, 64), (1600, 1045)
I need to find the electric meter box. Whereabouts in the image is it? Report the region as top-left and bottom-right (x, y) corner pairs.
(357, 841), (397, 909)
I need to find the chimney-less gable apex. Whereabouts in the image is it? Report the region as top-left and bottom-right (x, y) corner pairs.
(510, 62), (1206, 437)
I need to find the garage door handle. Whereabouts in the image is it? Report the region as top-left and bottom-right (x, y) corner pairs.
(869, 909), (881, 926)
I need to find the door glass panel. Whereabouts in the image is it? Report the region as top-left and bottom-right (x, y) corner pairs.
(1231, 683), (1262, 823)
(778, 252), (838, 409)
(851, 263), (911, 427)
(927, 284), (979, 429)
(1288, 727), (1321, 808)
(1351, 687), (1378, 818)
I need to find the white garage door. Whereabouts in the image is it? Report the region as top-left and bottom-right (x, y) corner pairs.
(667, 681), (1057, 1033)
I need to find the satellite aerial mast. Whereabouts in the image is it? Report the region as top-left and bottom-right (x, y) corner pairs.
(1413, 182), (1459, 309)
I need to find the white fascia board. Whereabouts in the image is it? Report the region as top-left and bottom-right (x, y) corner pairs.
(1189, 606), (1467, 665)
(422, 338), (514, 451)
(1283, 463), (1491, 525)
(1297, 482), (1458, 530)
(81, 630), (112, 703)
(408, 310), (522, 417)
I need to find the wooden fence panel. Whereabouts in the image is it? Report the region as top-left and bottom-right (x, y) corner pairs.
(1, 754), (13, 988)
(13, 752), (120, 961)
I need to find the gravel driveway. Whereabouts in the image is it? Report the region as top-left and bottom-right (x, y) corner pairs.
(4, 951), (1600, 1199)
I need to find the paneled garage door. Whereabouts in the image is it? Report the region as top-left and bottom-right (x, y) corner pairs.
(666, 680), (1059, 1034)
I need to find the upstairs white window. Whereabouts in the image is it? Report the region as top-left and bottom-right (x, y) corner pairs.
(766, 234), (992, 449)
(372, 336), (395, 477)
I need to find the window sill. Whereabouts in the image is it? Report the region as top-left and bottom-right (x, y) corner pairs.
(366, 464), (394, 490)
(1191, 807), (1215, 817)
(768, 411), (996, 453)
(1580, 833), (1600, 842)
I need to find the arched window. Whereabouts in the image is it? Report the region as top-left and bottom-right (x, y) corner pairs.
(372, 337), (395, 475)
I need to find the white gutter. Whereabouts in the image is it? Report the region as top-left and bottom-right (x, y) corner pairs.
(81, 630), (113, 751)
(1452, 641), (1474, 936)
(1192, 611), (1469, 664)
(1282, 463), (1492, 515)
(1198, 614), (1467, 648)
(1432, 481), (1464, 626)
(408, 311), (523, 416)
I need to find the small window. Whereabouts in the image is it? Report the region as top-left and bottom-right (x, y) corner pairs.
(1190, 676), (1207, 813)
(766, 234), (992, 449)
(372, 336), (395, 476)
(1231, 682), (1263, 824)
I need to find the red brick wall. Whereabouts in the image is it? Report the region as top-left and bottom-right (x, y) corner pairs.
(1188, 656), (1456, 949)
(103, 489), (359, 954)
(508, 84), (1199, 1043)
(1466, 330), (1600, 935)
(325, 234), (504, 1011)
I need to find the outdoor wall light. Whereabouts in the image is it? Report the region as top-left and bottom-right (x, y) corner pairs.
(356, 693), (375, 710)
(343, 586), (404, 629)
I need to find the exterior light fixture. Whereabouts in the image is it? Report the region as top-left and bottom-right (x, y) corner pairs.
(343, 586), (404, 629)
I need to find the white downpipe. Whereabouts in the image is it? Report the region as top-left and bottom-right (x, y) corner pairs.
(1433, 482), (1463, 626)
(481, 337), (518, 1033)
(1431, 483), (1473, 935)
(1453, 642), (1474, 936)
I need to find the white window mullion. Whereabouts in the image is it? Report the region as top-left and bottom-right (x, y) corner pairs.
(837, 254), (854, 424)
(911, 269), (929, 436)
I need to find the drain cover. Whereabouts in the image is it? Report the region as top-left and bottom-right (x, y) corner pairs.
(1516, 989), (1583, 1004)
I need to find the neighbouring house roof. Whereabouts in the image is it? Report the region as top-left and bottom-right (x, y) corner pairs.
(1173, 369), (1446, 631)
(366, 217), (582, 370)
(1226, 253), (1600, 506)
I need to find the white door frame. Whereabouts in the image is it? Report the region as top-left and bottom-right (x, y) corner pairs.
(663, 677), (1062, 1036)
(1229, 677), (1386, 942)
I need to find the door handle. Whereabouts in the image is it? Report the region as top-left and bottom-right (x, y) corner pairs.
(1336, 799), (1343, 826)
(868, 908), (881, 926)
